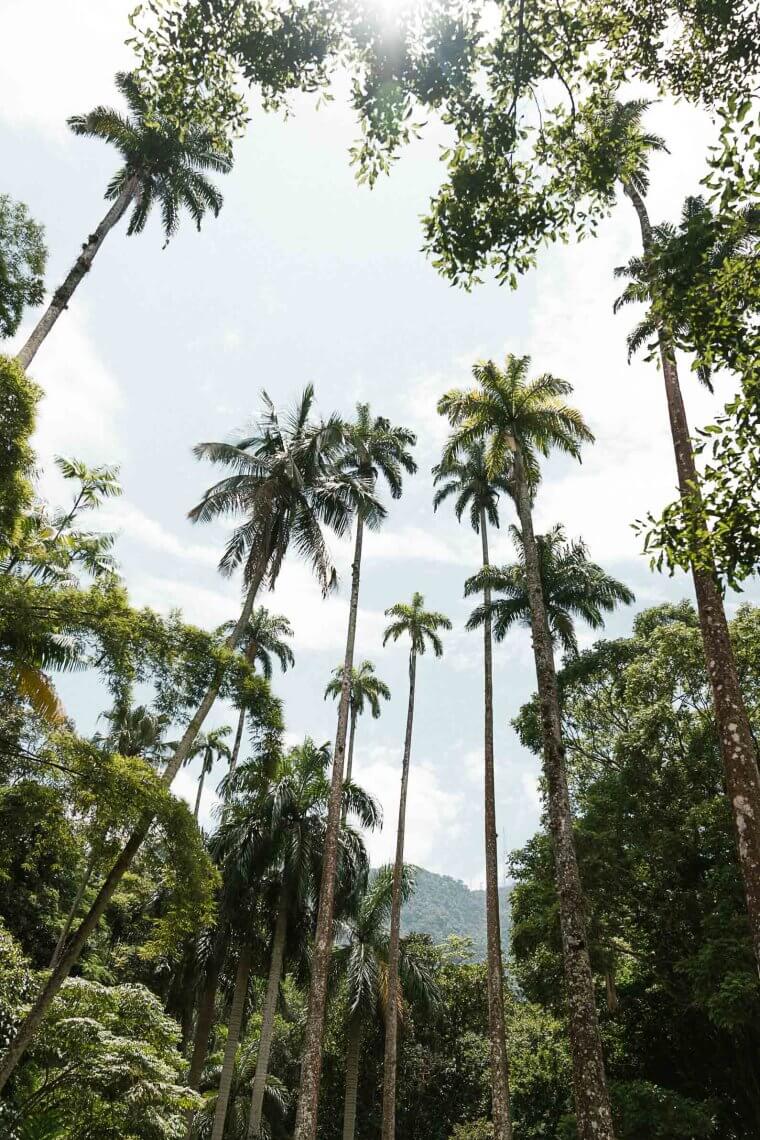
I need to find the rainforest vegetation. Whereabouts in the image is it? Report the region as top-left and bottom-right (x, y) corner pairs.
(1, 0), (759, 1137)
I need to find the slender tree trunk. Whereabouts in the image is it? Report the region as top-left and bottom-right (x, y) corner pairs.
(512, 450), (615, 1140)
(480, 510), (513, 1140)
(229, 707), (246, 786)
(294, 516), (364, 1140)
(49, 843), (98, 969)
(246, 898), (288, 1137)
(341, 707), (358, 825)
(0, 567), (266, 1091)
(211, 941), (253, 1140)
(229, 643), (256, 788)
(194, 768), (207, 821)
(381, 649), (417, 1140)
(342, 1016), (363, 1140)
(626, 181), (760, 973)
(16, 181), (138, 370)
(184, 936), (225, 1137)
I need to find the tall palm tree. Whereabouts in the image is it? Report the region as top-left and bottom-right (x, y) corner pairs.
(432, 442), (514, 1140)
(294, 403), (415, 1140)
(380, 592), (450, 1140)
(219, 609), (294, 784)
(591, 97), (760, 975)
(16, 71), (231, 370)
(207, 739), (379, 1140)
(334, 865), (438, 1140)
(184, 726), (233, 820)
(0, 387), (377, 1091)
(466, 525), (634, 656)
(324, 659), (391, 786)
(438, 355), (615, 1140)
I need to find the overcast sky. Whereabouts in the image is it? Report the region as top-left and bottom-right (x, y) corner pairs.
(3, 0), (753, 888)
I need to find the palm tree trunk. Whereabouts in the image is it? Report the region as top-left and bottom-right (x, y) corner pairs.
(194, 767), (207, 821)
(0, 566), (267, 1091)
(184, 937), (225, 1136)
(480, 510), (513, 1140)
(246, 898), (288, 1137)
(381, 648), (417, 1140)
(626, 181), (760, 973)
(229, 706), (246, 786)
(294, 516), (364, 1140)
(341, 707), (358, 825)
(49, 842), (98, 969)
(342, 1016), (363, 1140)
(512, 450), (615, 1140)
(211, 940), (253, 1140)
(16, 180), (138, 370)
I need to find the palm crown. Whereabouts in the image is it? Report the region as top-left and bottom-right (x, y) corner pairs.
(437, 354), (593, 489)
(383, 593), (451, 658)
(432, 441), (513, 533)
(579, 95), (667, 200)
(339, 403), (417, 507)
(69, 71), (232, 239)
(189, 385), (383, 595)
(183, 725), (233, 777)
(465, 524), (634, 656)
(218, 607), (295, 680)
(324, 660), (390, 718)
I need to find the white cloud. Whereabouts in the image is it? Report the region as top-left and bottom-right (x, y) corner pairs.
(129, 574), (238, 628)
(27, 309), (125, 500)
(356, 745), (465, 871)
(0, 1), (134, 140)
(364, 524), (468, 566)
(98, 500), (219, 567)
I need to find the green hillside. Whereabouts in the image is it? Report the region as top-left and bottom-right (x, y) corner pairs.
(400, 865), (512, 961)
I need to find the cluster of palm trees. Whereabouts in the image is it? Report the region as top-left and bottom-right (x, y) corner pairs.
(7, 55), (760, 1140)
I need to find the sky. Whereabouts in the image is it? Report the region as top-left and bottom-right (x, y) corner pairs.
(2, 0), (754, 889)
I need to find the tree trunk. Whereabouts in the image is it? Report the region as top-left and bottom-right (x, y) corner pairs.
(512, 450), (615, 1140)
(293, 516), (364, 1140)
(184, 938), (224, 1137)
(229, 706), (246, 787)
(211, 940), (253, 1140)
(341, 707), (358, 825)
(49, 842), (98, 969)
(342, 1016), (363, 1140)
(16, 181), (138, 370)
(626, 181), (760, 973)
(194, 767), (207, 821)
(380, 649), (417, 1140)
(480, 510), (513, 1140)
(0, 568), (266, 1091)
(246, 898), (288, 1137)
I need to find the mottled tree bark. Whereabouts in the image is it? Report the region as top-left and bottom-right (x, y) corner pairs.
(229, 706), (246, 785)
(0, 565), (266, 1091)
(16, 180), (138, 370)
(193, 767), (207, 821)
(626, 181), (760, 974)
(380, 649), (417, 1140)
(341, 706), (358, 826)
(211, 941), (253, 1140)
(512, 451), (615, 1140)
(246, 898), (288, 1137)
(480, 509), (513, 1140)
(293, 517), (364, 1140)
(342, 1017), (363, 1140)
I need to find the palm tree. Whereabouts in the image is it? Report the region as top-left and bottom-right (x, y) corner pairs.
(380, 592), (450, 1140)
(16, 71), (231, 370)
(0, 387), (377, 1091)
(432, 442), (514, 1140)
(324, 659), (391, 787)
(207, 739), (379, 1140)
(591, 97), (760, 975)
(438, 355), (615, 1140)
(334, 866), (438, 1140)
(465, 525), (634, 656)
(294, 403), (415, 1140)
(184, 726), (233, 820)
(219, 608), (294, 785)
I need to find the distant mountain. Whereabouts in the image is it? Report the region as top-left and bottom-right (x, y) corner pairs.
(399, 866), (511, 962)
